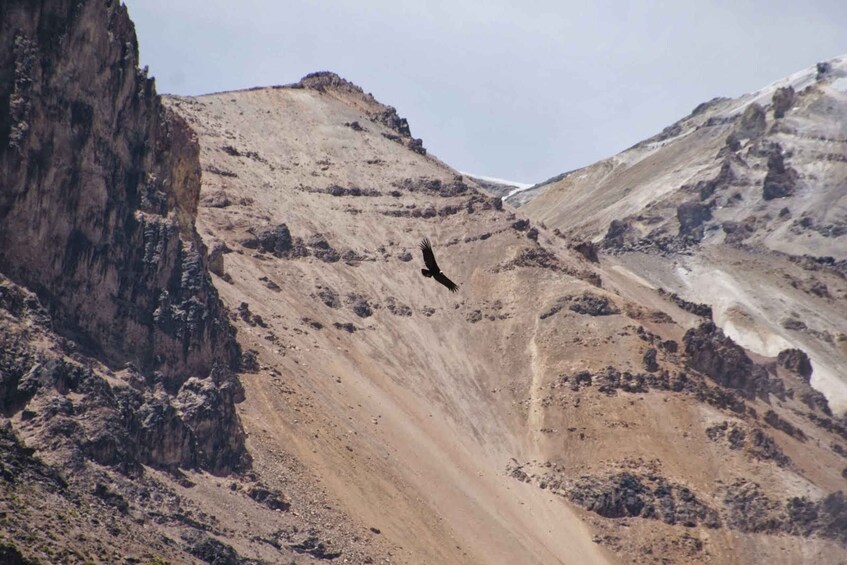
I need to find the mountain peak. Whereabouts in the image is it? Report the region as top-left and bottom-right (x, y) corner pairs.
(295, 70), (366, 94)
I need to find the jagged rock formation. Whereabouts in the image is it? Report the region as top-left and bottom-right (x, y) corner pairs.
(4, 3), (847, 563)
(0, 0), (238, 381)
(683, 322), (783, 400)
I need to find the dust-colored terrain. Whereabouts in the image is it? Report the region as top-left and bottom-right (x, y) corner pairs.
(163, 72), (847, 563)
(1, 2), (846, 564)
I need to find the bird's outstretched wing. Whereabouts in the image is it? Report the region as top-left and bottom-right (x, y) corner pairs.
(420, 238), (440, 272)
(434, 272), (459, 293)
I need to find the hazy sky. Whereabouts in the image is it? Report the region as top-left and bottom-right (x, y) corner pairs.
(127, 1), (846, 184)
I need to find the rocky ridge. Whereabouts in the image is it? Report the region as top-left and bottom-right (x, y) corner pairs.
(3, 2), (847, 564)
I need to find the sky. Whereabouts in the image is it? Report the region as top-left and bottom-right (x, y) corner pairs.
(127, 1), (847, 184)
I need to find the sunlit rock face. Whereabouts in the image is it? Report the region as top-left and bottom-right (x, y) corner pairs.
(0, 0), (239, 383)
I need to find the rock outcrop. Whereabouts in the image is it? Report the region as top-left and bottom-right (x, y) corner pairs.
(0, 0), (239, 384)
(736, 102), (767, 138)
(777, 348), (813, 380)
(0, 2), (257, 560)
(772, 86), (796, 119)
(677, 202), (712, 240)
(762, 144), (799, 201)
(683, 322), (782, 400)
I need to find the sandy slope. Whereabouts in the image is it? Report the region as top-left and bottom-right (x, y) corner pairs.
(168, 84), (613, 564)
(166, 74), (847, 564)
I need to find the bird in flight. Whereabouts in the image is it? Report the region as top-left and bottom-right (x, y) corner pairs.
(419, 238), (459, 293)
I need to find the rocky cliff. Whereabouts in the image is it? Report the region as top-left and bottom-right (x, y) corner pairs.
(0, 0), (238, 382)
(0, 2), (300, 562)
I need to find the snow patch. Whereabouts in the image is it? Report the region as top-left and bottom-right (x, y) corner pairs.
(679, 265), (847, 414)
(461, 172), (533, 190)
(832, 77), (847, 93)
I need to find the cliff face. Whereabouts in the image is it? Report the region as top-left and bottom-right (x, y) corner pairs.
(0, 0), (238, 384)
(0, 2), (268, 560)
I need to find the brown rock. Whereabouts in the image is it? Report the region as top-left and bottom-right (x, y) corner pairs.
(0, 0), (239, 381)
(777, 348), (813, 380)
(772, 86), (795, 119)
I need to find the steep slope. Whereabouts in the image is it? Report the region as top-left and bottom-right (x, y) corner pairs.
(1, 3), (392, 563)
(518, 55), (847, 413)
(166, 71), (847, 563)
(167, 76), (611, 564)
(3, 2), (846, 562)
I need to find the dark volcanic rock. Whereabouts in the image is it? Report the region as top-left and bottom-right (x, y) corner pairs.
(307, 234), (341, 263)
(561, 367), (660, 396)
(182, 530), (245, 565)
(737, 103), (766, 138)
(723, 480), (847, 545)
(201, 190), (232, 208)
(569, 292), (620, 316)
(692, 163), (733, 200)
(346, 294), (375, 318)
(706, 421), (791, 466)
(247, 484), (290, 511)
(763, 410), (807, 441)
(706, 421), (747, 450)
(723, 480), (785, 534)
(722, 216), (759, 245)
(568, 472), (720, 528)
(395, 177), (470, 197)
(572, 241), (599, 263)
(762, 144), (798, 200)
(772, 86), (796, 119)
(602, 220), (639, 249)
(683, 322), (782, 400)
(677, 202), (712, 239)
(316, 286), (341, 308)
(290, 535), (343, 560)
(777, 348), (813, 380)
(253, 224), (294, 255)
(385, 296), (412, 317)
(642, 348), (660, 373)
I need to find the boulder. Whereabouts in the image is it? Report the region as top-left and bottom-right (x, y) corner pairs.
(772, 86), (796, 119)
(777, 348), (813, 380)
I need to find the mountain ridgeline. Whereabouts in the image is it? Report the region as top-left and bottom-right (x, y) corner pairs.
(1, 1), (847, 563)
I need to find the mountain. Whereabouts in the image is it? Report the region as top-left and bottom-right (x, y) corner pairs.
(2, 2), (847, 563)
(516, 56), (847, 413)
